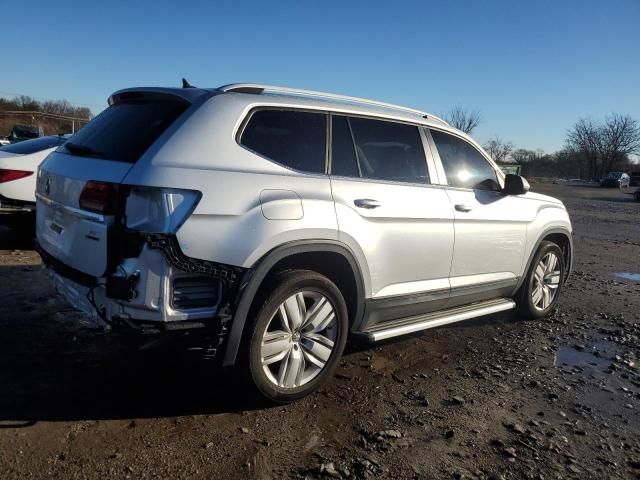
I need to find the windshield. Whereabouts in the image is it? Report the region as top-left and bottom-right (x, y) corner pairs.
(0, 135), (68, 154)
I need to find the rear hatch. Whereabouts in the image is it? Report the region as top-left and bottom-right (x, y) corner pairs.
(36, 90), (194, 279)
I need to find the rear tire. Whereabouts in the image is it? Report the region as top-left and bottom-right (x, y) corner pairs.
(516, 241), (564, 319)
(241, 270), (348, 403)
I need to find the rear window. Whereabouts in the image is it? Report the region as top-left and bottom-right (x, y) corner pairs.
(240, 109), (327, 173)
(61, 96), (189, 163)
(0, 136), (66, 155)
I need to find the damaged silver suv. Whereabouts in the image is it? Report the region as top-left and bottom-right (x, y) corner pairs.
(36, 83), (573, 402)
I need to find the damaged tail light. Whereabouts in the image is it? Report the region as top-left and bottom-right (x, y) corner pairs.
(79, 180), (118, 214)
(0, 169), (33, 183)
(124, 187), (201, 233)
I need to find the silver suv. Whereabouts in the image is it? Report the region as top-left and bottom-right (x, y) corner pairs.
(35, 83), (573, 402)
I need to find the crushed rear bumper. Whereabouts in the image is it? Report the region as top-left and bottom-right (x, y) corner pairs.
(38, 234), (247, 356)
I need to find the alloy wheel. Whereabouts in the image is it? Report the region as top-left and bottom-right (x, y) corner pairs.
(260, 291), (337, 389)
(531, 252), (561, 311)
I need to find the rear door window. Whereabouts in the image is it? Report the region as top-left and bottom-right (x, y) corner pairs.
(430, 130), (500, 191)
(348, 117), (429, 183)
(240, 109), (327, 174)
(61, 94), (189, 163)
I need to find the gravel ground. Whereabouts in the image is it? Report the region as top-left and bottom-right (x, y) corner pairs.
(0, 182), (639, 480)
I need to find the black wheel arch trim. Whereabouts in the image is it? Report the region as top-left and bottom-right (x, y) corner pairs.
(222, 240), (366, 366)
(513, 227), (573, 293)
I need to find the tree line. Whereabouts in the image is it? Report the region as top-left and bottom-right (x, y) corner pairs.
(0, 95), (93, 137)
(442, 107), (640, 179)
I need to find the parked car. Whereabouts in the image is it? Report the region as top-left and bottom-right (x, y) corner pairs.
(0, 135), (70, 222)
(630, 171), (640, 186)
(0, 137), (10, 146)
(8, 124), (43, 143)
(600, 171), (631, 188)
(35, 84), (573, 402)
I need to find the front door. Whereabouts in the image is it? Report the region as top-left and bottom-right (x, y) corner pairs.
(428, 128), (533, 306)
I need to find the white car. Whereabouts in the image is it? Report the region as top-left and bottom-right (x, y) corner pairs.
(0, 135), (70, 216)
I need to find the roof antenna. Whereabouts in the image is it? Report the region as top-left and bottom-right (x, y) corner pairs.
(182, 78), (195, 89)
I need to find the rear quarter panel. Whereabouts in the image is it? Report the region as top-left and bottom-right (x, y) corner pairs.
(122, 94), (339, 269)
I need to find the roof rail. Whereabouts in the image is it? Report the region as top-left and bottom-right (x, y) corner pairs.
(218, 83), (449, 125)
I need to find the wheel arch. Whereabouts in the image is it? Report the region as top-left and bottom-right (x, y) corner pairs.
(514, 227), (573, 293)
(222, 240), (365, 366)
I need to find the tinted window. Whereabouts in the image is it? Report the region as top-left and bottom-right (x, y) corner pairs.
(0, 136), (66, 155)
(330, 115), (359, 177)
(61, 96), (189, 163)
(430, 130), (500, 191)
(241, 110), (326, 173)
(349, 117), (428, 183)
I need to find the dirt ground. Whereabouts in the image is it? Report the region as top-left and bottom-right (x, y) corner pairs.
(0, 182), (638, 480)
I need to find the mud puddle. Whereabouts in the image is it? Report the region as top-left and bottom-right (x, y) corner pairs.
(614, 272), (640, 282)
(554, 341), (618, 369)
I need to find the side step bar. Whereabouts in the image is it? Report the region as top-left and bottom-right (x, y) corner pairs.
(362, 298), (516, 342)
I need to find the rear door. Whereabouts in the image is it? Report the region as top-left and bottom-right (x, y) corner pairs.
(36, 92), (191, 278)
(329, 115), (454, 327)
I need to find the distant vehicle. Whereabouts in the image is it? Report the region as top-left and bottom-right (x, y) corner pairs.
(635, 188), (640, 202)
(0, 137), (10, 146)
(630, 171), (640, 186)
(8, 124), (44, 143)
(0, 135), (70, 219)
(600, 172), (630, 188)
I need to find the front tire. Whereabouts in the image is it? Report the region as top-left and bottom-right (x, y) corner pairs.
(516, 241), (564, 319)
(243, 270), (348, 403)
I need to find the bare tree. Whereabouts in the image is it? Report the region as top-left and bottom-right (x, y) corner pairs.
(566, 114), (640, 179)
(483, 136), (514, 163)
(566, 117), (601, 179)
(598, 114), (640, 173)
(442, 106), (481, 134)
(511, 148), (542, 164)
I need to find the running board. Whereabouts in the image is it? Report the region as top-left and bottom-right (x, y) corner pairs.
(362, 298), (516, 342)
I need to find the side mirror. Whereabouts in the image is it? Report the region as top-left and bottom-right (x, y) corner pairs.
(503, 174), (530, 195)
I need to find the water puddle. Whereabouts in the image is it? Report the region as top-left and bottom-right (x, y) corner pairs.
(554, 341), (617, 369)
(614, 272), (640, 282)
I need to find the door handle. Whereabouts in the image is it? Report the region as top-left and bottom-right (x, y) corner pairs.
(354, 198), (381, 209)
(455, 204), (473, 212)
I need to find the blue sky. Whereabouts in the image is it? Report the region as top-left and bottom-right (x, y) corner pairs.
(1, 0), (638, 152)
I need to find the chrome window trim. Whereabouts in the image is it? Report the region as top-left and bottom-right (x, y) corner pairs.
(419, 126), (442, 185)
(327, 172), (447, 190)
(236, 104), (447, 171)
(35, 193), (105, 224)
(344, 115), (363, 178)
